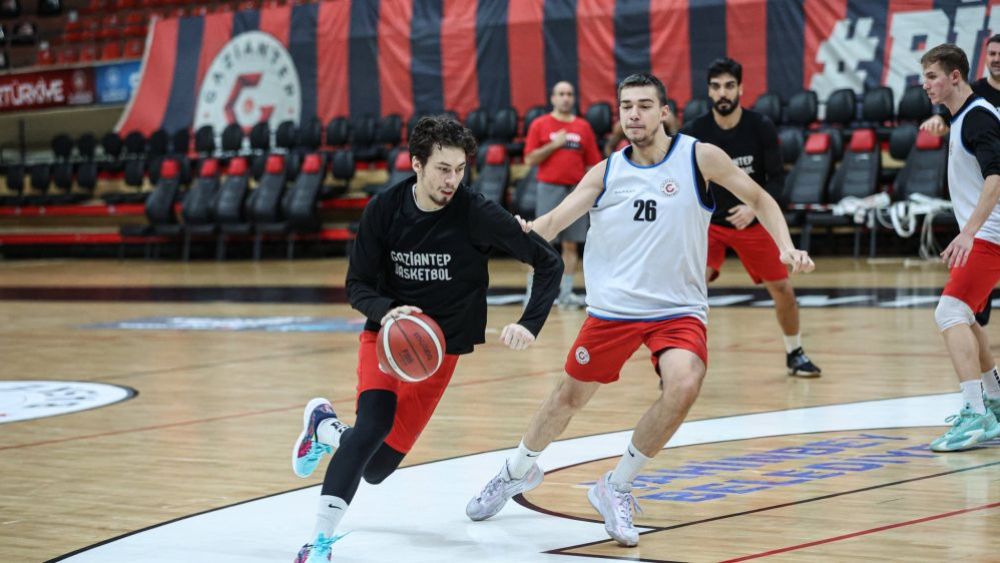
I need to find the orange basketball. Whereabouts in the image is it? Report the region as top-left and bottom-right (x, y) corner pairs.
(375, 313), (446, 383)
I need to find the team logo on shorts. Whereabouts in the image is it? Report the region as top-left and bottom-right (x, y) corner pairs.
(661, 179), (679, 196)
(194, 31), (302, 134)
(575, 346), (590, 365)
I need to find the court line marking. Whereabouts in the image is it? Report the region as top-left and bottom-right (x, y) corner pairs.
(50, 393), (978, 563)
(718, 501), (1000, 563)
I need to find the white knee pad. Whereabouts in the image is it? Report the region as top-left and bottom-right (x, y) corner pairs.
(935, 296), (975, 331)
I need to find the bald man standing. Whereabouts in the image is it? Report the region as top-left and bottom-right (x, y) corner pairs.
(524, 81), (602, 309)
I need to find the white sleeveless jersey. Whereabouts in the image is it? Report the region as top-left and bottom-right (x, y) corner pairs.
(584, 134), (713, 323)
(948, 97), (1000, 245)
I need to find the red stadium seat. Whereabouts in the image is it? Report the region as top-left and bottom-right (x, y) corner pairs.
(83, 0), (105, 14)
(98, 15), (122, 41)
(56, 46), (78, 64)
(63, 20), (82, 43)
(36, 46), (55, 66)
(99, 41), (122, 60)
(78, 43), (98, 62)
(124, 38), (144, 58)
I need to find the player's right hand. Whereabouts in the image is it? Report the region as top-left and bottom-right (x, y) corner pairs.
(380, 305), (423, 326)
(919, 115), (949, 137)
(500, 323), (535, 351)
(780, 249), (815, 274)
(553, 129), (568, 147)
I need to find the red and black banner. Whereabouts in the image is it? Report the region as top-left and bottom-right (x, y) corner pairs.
(118, 0), (1000, 136)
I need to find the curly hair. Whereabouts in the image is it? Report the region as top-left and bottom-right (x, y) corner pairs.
(408, 115), (477, 166)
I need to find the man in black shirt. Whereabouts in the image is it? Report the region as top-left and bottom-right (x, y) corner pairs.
(681, 58), (821, 377)
(290, 116), (563, 562)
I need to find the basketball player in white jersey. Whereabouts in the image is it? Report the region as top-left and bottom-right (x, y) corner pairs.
(920, 44), (1000, 451)
(465, 73), (813, 547)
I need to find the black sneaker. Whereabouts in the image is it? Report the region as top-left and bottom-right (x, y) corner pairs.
(787, 347), (821, 377)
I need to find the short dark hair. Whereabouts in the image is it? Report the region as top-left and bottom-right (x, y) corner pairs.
(707, 57), (742, 84)
(921, 43), (970, 81)
(408, 115), (477, 166)
(617, 72), (668, 106)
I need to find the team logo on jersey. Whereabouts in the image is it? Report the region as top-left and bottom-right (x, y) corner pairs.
(661, 179), (679, 196)
(575, 346), (590, 365)
(193, 31), (301, 134)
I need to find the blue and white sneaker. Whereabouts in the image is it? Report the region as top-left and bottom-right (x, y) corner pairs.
(293, 532), (344, 562)
(292, 397), (338, 478)
(929, 404), (1000, 452)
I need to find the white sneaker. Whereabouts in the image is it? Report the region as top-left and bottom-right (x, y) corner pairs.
(587, 471), (641, 547)
(466, 462), (543, 521)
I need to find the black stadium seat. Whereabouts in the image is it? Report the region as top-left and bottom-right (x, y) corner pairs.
(490, 107), (518, 145)
(682, 98), (710, 125)
(177, 158), (222, 260)
(213, 157), (251, 260)
(822, 88), (855, 161)
(326, 117), (351, 147)
(804, 128), (881, 255)
(585, 102), (612, 150)
(752, 93), (782, 125)
(470, 144), (510, 207)
(897, 85), (932, 123)
(784, 131), (834, 236)
(894, 129), (947, 200)
(465, 108), (490, 143)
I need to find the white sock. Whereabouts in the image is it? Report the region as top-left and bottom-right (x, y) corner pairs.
(981, 366), (1000, 399)
(317, 418), (349, 448)
(312, 495), (348, 539)
(961, 380), (987, 414)
(559, 275), (574, 298)
(609, 441), (651, 492)
(505, 439), (542, 480)
(783, 333), (802, 353)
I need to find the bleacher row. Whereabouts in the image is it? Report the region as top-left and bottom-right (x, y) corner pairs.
(3, 0), (295, 70)
(0, 82), (948, 259)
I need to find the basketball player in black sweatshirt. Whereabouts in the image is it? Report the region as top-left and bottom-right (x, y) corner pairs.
(289, 116), (563, 562)
(681, 57), (821, 377)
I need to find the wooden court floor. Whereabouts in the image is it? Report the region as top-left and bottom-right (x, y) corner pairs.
(0, 257), (997, 562)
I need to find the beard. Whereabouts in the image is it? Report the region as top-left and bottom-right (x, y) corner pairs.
(713, 95), (740, 116)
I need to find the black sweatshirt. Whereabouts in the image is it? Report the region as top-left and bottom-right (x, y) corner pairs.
(680, 109), (784, 227)
(346, 177), (563, 355)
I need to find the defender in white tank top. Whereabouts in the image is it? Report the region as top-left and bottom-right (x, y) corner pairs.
(948, 97), (1000, 245)
(463, 74), (813, 550)
(585, 134), (714, 323)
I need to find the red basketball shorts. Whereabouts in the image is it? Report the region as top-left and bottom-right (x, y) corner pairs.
(564, 315), (708, 383)
(942, 238), (1000, 314)
(356, 330), (460, 453)
(707, 223), (788, 284)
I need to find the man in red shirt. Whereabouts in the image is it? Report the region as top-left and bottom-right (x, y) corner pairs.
(524, 81), (602, 308)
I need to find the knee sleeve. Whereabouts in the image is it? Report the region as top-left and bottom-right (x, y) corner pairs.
(935, 296), (975, 331)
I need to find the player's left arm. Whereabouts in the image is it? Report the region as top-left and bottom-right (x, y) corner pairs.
(943, 109), (1000, 268)
(471, 199), (563, 350)
(696, 142), (814, 273)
